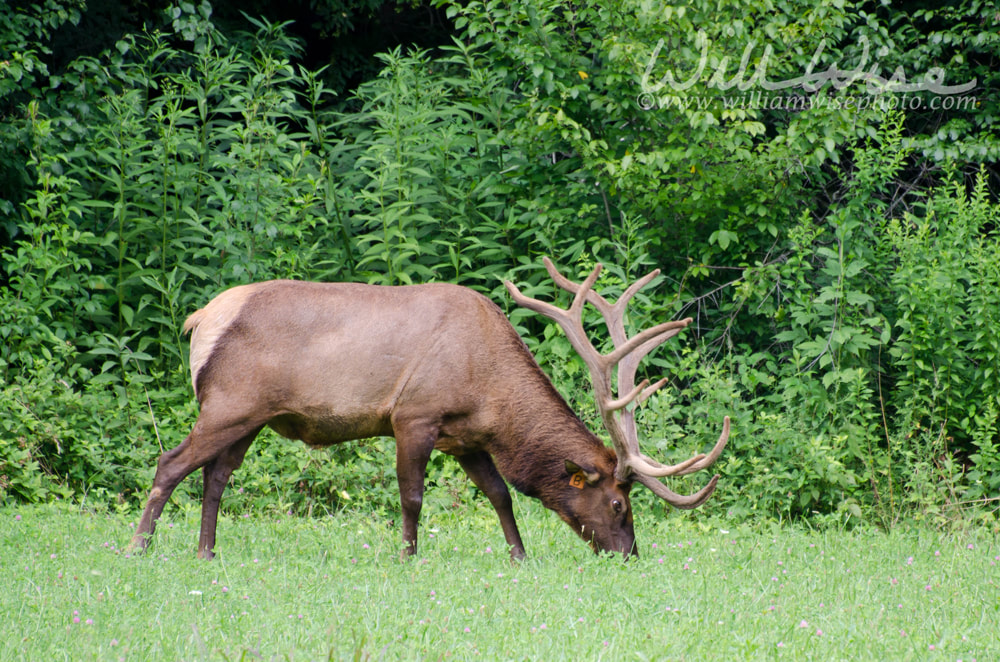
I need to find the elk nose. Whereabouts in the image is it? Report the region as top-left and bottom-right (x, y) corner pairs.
(610, 535), (637, 558)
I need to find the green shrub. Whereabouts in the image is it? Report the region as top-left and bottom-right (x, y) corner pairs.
(1, 0), (997, 530)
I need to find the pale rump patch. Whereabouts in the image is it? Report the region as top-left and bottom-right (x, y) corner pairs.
(184, 283), (260, 396)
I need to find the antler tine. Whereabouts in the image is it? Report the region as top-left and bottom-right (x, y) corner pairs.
(605, 319), (690, 369)
(604, 376), (671, 412)
(619, 415), (730, 478)
(634, 473), (720, 510)
(672, 415), (730, 475)
(537, 256), (684, 384)
(638, 377), (669, 404)
(543, 255), (659, 347)
(504, 262), (609, 375)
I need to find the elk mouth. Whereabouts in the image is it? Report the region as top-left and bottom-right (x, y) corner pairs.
(586, 530), (637, 559)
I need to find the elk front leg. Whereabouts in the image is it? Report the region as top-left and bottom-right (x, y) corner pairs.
(393, 418), (439, 561)
(456, 451), (526, 561)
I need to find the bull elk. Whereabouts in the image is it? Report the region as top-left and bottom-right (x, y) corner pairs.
(129, 258), (728, 560)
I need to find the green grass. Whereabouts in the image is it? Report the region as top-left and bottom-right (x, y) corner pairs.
(1, 499), (997, 661)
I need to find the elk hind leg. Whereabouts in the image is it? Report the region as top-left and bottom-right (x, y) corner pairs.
(129, 417), (261, 555)
(197, 432), (257, 560)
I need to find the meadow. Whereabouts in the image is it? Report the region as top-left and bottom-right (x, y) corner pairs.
(3, 4), (999, 660)
(2, 499), (997, 661)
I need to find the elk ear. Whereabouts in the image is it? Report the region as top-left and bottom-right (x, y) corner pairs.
(565, 460), (600, 486)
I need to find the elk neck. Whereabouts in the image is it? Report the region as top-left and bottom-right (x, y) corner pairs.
(485, 343), (614, 501)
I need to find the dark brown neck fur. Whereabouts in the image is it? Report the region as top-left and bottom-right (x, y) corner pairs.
(486, 327), (617, 505)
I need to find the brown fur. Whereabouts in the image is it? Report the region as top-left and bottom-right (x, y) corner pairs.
(129, 280), (637, 560)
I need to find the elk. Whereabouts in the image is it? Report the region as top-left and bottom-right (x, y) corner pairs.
(129, 258), (728, 561)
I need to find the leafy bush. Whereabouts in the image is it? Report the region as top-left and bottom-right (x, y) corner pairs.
(0, 0), (84, 238)
(0, 357), (185, 507)
(1, 0), (997, 529)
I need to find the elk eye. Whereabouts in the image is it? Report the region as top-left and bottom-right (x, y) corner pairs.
(612, 499), (623, 514)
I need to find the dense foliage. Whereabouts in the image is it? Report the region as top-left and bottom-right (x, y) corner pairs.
(1, 0), (997, 529)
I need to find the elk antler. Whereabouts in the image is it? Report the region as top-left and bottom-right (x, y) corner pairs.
(505, 257), (729, 509)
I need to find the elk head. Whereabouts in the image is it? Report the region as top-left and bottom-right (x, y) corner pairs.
(558, 456), (637, 556)
(505, 258), (729, 550)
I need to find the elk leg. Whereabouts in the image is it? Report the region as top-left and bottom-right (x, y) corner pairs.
(197, 433), (256, 560)
(392, 418), (439, 561)
(456, 451), (526, 561)
(130, 441), (188, 553)
(129, 416), (262, 555)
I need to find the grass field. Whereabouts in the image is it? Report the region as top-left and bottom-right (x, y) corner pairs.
(2, 498), (997, 661)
